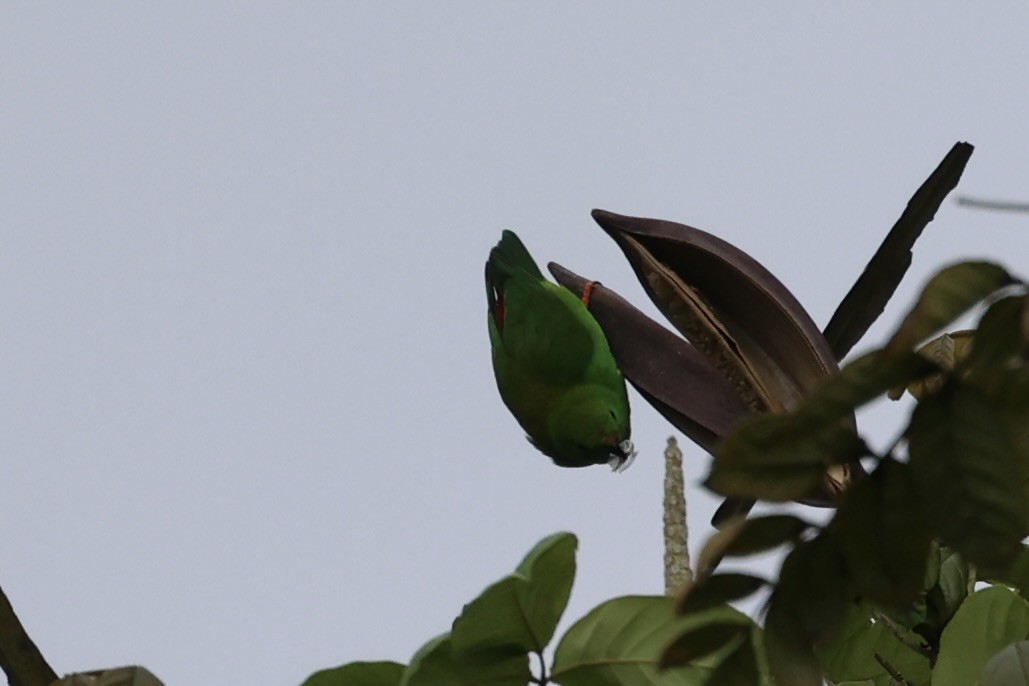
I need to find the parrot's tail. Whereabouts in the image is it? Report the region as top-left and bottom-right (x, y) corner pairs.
(485, 230), (544, 328)
(487, 230), (543, 282)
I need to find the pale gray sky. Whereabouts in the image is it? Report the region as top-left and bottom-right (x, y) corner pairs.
(2, 4), (1027, 685)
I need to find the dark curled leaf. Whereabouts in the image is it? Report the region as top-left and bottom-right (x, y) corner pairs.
(677, 573), (769, 615)
(824, 142), (974, 360)
(584, 210), (868, 513)
(885, 260), (1016, 355)
(658, 622), (749, 669)
(590, 209), (842, 414)
(908, 382), (1027, 570)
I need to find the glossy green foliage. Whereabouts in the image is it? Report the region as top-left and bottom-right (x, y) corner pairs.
(934, 587), (1029, 686)
(451, 531), (576, 658)
(817, 604), (930, 686)
(707, 350), (936, 501)
(300, 534), (767, 686)
(694, 514), (811, 575)
(553, 596), (755, 686)
(676, 574), (768, 615)
(300, 534), (573, 686)
(675, 260), (1027, 685)
(885, 261), (1015, 353)
(402, 634), (529, 686)
(301, 662), (405, 686)
(980, 641), (1029, 686)
(908, 380), (1027, 570)
(826, 459), (933, 608)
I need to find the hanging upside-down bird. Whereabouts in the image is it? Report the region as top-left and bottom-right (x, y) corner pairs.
(486, 230), (635, 471)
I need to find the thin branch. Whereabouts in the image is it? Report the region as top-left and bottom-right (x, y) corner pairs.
(663, 436), (692, 594)
(956, 196), (1029, 213)
(0, 583), (58, 686)
(871, 609), (933, 659)
(532, 650), (548, 685)
(874, 652), (916, 686)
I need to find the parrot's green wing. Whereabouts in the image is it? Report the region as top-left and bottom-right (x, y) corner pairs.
(486, 231), (597, 384)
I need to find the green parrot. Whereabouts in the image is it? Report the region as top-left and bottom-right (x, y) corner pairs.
(486, 230), (635, 470)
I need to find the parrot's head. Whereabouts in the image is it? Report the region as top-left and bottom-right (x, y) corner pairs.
(545, 385), (635, 471)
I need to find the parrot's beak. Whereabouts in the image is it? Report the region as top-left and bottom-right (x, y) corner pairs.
(607, 439), (637, 473)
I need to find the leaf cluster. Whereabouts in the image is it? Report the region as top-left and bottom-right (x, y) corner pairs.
(301, 533), (760, 686)
(677, 263), (1029, 685)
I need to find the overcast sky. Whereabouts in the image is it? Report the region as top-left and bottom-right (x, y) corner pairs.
(3, 5), (1028, 685)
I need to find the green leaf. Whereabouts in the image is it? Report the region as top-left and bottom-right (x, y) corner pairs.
(708, 350), (935, 502)
(301, 661), (405, 686)
(801, 350), (938, 418)
(823, 142), (974, 360)
(763, 538), (854, 686)
(926, 547), (971, 629)
(552, 596), (750, 686)
(908, 382), (1027, 570)
(708, 418), (866, 501)
(451, 532), (576, 658)
(763, 601), (823, 686)
(695, 515), (812, 576)
(816, 603), (930, 686)
(963, 294), (1028, 386)
(659, 622), (749, 667)
(934, 587), (1029, 686)
(980, 640), (1029, 686)
(677, 574), (768, 615)
(885, 261), (1015, 354)
(721, 515), (812, 558)
(990, 545), (1029, 602)
(826, 459), (933, 608)
(401, 633), (529, 686)
(697, 632), (768, 686)
(963, 294), (1029, 535)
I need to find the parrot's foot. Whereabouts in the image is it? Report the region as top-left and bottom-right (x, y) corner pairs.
(608, 439), (637, 473)
(581, 281), (600, 307)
